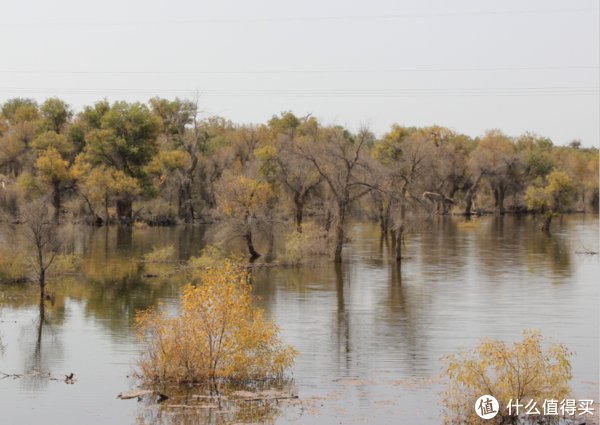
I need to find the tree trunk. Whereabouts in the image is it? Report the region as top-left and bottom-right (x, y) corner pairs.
(178, 179), (195, 223)
(244, 229), (261, 262)
(52, 181), (61, 223)
(541, 215), (552, 233)
(334, 200), (347, 263)
(325, 209), (332, 233)
(39, 267), (46, 303)
(465, 186), (476, 216)
(116, 197), (133, 223)
(494, 186), (506, 215)
(395, 225), (404, 262)
(294, 193), (304, 233)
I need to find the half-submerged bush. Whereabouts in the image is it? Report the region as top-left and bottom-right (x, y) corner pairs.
(282, 223), (330, 265)
(135, 259), (297, 385)
(442, 330), (572, 424)
(142, 244), (175, 264)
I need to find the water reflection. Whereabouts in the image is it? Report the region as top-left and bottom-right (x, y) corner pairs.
(0, 215), (597, 425)
(20, 302), (63, 393)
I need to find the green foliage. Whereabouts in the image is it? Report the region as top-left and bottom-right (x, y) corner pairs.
(442, 330), (572, 424)
(1, 98), (38, 124)
(525, 170), (575, 214)
(31, 131), (73, 156)
(17, 171), (43, 198)
(40, 97), (72, 133)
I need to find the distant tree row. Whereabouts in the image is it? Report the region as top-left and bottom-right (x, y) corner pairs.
(1, 97), (597, 262)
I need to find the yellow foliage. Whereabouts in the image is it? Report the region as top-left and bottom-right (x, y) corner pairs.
(48, 253), (81, 275)
(0, 247), (28, 282)
(31, 131), (73, 156)
(142, 244), (175, 263)
(526, 170), (575, 214)
(35, 147), (71, 184)
(282, 223), (330, 265)
(216, 175), (274, 217)
(442, 330), (572, 424)
(135, 259), (297, 384)
(146, 149), (191, 174)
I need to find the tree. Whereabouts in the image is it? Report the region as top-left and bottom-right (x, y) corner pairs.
(216, 174), (275, 261)
(298, 125), (373, 263)
(257, 113), (322, 232)
(20, 200), (63, 307)
(35, 147), (71, 222)
(525, 169), (575, 232)
(83, 101), (160, 222)
(40, 97), (72, 134)
(135, 259), (297, 384)
(470, 130), (520, 214)
(145, 149), (192, 220)
(150, 97), (203, 222)
(373, 127), (433, 261)
(72, 155), (141, 223)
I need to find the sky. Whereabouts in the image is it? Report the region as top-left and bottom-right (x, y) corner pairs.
(0, 0), (598, 145)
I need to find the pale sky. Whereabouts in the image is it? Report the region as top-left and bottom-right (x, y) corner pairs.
(1, 0), (598, 145)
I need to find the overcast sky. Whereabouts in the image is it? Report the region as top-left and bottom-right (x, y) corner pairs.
(1, 0), (598, 145)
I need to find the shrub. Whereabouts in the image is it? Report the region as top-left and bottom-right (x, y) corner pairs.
(49, 253), (81, 275)
(442, 330), (572, 424)
(0, 247), (28, 283)
(0, 185), (19, 217)
(135, 259), (297, 384)
(282, 223), (330, 265)
(142, 244), (175, 264)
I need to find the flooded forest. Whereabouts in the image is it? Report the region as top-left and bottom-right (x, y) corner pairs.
(1, 97), (599, 424)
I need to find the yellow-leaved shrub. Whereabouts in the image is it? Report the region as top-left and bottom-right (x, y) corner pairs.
(442, 330), (572, 424)
(135, 259), (297, 384)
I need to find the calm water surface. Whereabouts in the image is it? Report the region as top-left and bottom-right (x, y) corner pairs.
(0, 215), (598, 424)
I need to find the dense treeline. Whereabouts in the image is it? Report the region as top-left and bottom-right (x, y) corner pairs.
(0, 97), (598, 262)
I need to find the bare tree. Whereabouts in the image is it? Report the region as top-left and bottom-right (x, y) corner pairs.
(20, 199), (63, 305)
(298, 126), (373, 263)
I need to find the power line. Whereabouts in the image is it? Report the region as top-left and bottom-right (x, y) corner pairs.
(1, 8), (597, 27)
(0, 86), (597, 98)
(0, 66), (597, 75)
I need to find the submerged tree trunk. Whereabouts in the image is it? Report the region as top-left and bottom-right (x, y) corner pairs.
(395, 224), (404, 262)
(334, 200), (347, 264)
(116, 197), (133, 223)
(494, 186), (506, 215)
(541, 214), (552, 233)
(178, 178), (195, 223)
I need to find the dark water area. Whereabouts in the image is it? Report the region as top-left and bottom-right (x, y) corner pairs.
(0, 215), (598, 424)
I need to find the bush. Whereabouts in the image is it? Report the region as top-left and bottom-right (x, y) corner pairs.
(0, 247), (28, 282)
(0, 185), (19, 217)
(142, 244), (175, 264)
(282, 223), (330, 265)
(49, 253), (81, 275)
(135, 259), (297, 384)
(442, 330), (572, 424)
